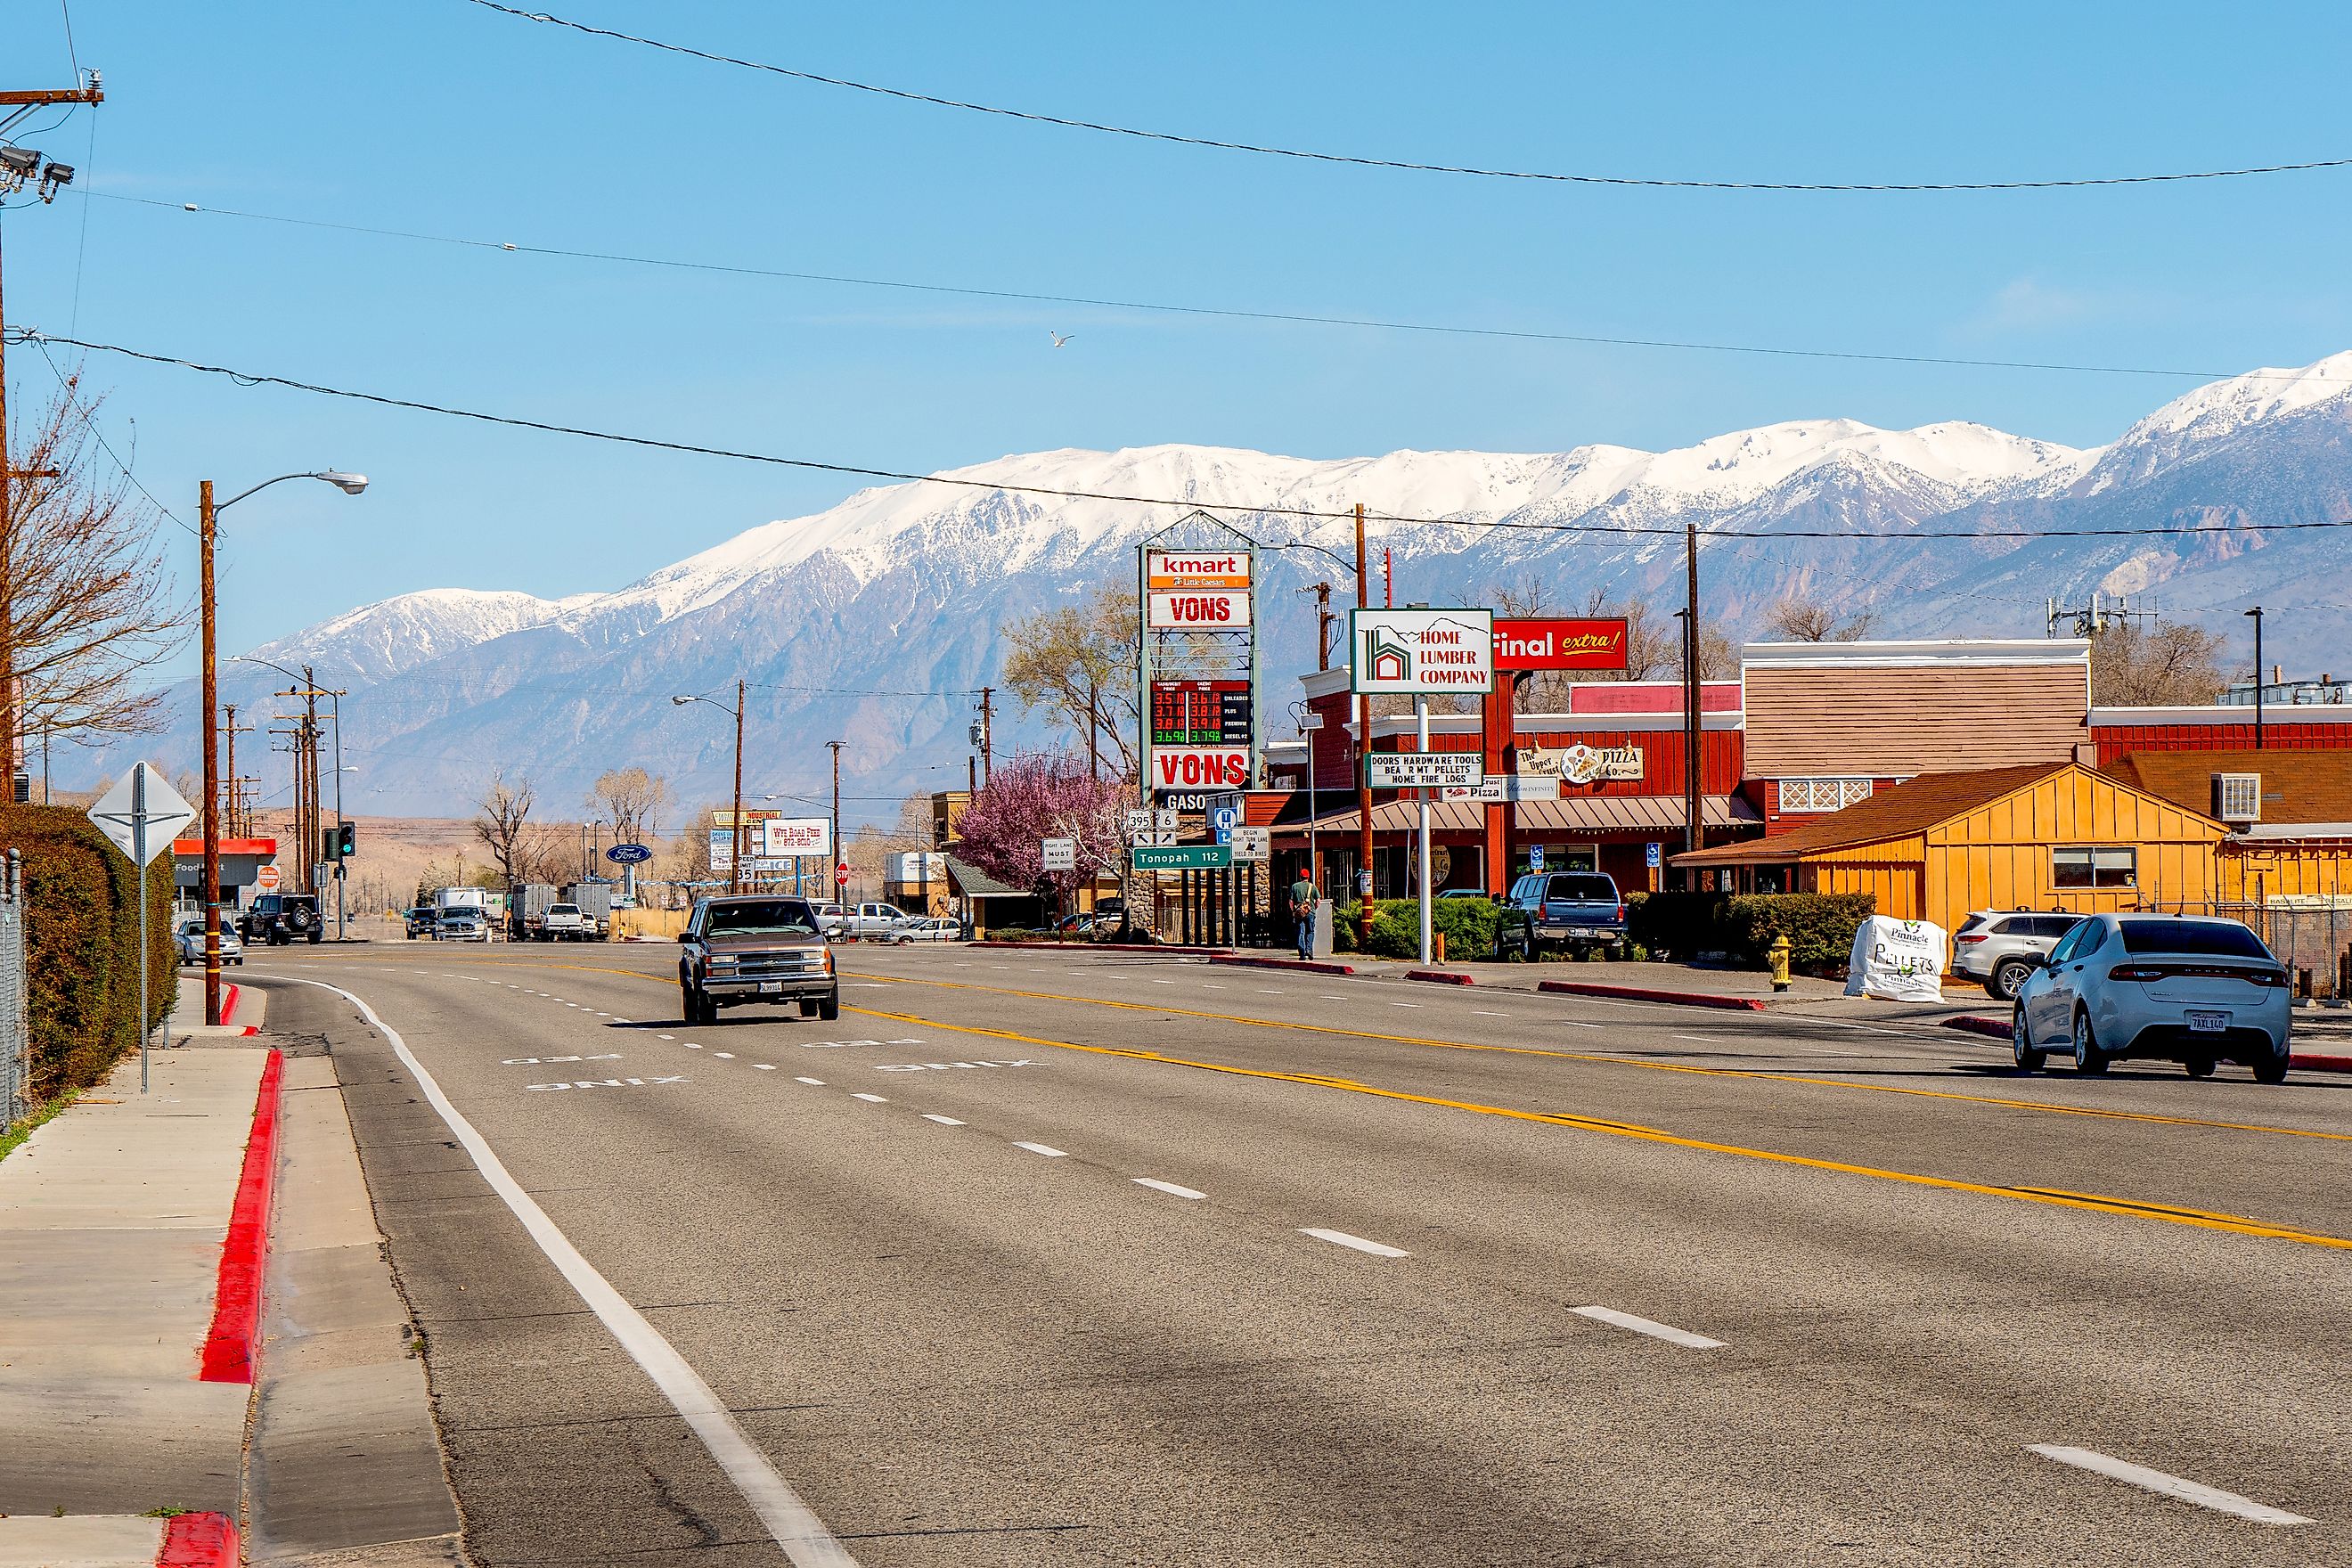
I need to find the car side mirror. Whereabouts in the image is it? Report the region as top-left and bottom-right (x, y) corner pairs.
(677, 932), (691, 943)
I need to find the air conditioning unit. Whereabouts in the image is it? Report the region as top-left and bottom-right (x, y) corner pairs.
(2214, 772), (2261, 823)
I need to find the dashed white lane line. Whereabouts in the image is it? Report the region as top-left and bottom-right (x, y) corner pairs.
(1392, 1001), (1421, 1009)
(1257, 989), (1284, 994)
(851, 1092), (888, 1103)
(1561, 1020), (1602, 1029)
(755, 1064), (777, 1071)
(1013, 1141), (1067, 1158)
(611, 1017), (632, 1024)
(796, 1076), (826, 1085)
(657, 1033), (675, 1040)
(714, 1052), (736, 1059)
(1570, 1305), (1726, 1350)
(684, 1042), (704, 1050)
(922, 1114), (965, 1126)
(1300, 1228), (1409, 1258)
(1131, 1178), (1205, 1200)
(1148, 979), (1174, 985)
(1321, 994), (1347, 1000)
(1672, 1034), (1718, 1044)
(1473, 1009), (1508, 1017)
(2026, 1446), (2314, 1525)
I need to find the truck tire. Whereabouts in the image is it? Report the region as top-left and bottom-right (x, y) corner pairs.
(817, 992), (840, 1022)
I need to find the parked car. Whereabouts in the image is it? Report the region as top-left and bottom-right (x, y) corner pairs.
(813, 902), (847, 936)
(174, 915), (245, 967)
(1498, 871), (1627, 960)
(892, 916), (964, 943)
(2011, 912), (2291, 1081)
(678, 894), (839, 1025)
(434, 908), (491, 943)
(833, 902), (917, 940)
(1953, 910), (2083, 1000)
(537, 902), (595, 942)
(1436, 887), (1490, 901)
(240, 892), (323, 946)
(404, 905), (440, 940)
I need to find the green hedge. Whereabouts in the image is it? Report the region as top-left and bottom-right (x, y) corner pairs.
(1331, 897), (1501, 960)
(0, 804), (178, 1105)
(1628, 888), (1874, 970)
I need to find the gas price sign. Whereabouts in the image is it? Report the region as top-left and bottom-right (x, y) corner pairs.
(1151, 680), (1253, 747)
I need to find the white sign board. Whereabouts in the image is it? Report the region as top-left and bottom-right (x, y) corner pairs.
(1349, 608), (1494, 695)
(706, 828), (736, 875)
(1041, 837), (1076, 871)
(1368, 752), (1484, 789)
(87, 762), (194, 864)
(1146, 590), (1253, 630)
(1123, 809), (1155, 837)
(759, 816), (833, 858)
(1229, 826), (1270, 863)
(1150, 747), (1251, 792)
(1844, 915), (1948, 1003)
(1441, 775), (1563, 804)
(1523, 743), (1645, 783)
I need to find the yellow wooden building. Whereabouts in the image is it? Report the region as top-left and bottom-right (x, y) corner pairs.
(1672, 762), (2227, 935)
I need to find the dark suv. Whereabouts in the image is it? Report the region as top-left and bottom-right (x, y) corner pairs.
(241, 892), (323, 946)
(678, 894), (839, 1025)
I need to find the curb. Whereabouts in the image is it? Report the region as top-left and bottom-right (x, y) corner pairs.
(199, 1049), (285, 1383)
(1537, 980), (1767, 1012)
(1944, 1014), (2352, 1072)
(1405, 969), (1476, 985)
(158, 1513), (239, 1568)
(1944, 1015), (2014, 1039)
(1209, 954), (1357, 976)
(990, 940), (1234, 956)
(219, 982), (242, 1025)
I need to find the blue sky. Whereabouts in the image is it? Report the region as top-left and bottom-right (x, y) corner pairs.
(6, 1), (2351, 666)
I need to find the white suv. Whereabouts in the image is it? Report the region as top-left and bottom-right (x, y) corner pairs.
(1953, 911), (2082, 1000)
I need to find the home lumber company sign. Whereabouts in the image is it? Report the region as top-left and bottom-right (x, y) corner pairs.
(1348, 608), (1495, 694)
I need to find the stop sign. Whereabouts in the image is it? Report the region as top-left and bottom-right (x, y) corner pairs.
(256, 864), (283, 892)
(835, 862), (851, 882)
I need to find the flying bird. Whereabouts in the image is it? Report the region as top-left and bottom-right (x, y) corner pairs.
(1049, 331), (1074, 348)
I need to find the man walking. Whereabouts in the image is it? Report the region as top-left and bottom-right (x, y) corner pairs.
(1290, 869), (1319, 960)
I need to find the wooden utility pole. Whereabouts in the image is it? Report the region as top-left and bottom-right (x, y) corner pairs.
(200, 483), (222, 1021)
(1682, 520), (1703, 866)
(1299, 581), (1335, 670)
(0, 78), (102, 792)
(828, 739), (845, 906)
(1354, 503), (1374, 950)
(977, 687), (994, 785)
(731, 678), (746, 894)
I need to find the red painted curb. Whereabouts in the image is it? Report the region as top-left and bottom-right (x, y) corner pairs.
(218, 982), (242, 1025)
(988, 940), (1233, 956)
(1405, 969), (1476, 985)
(159, 1510), (239, 1567)
(1537, 980), (1767, 1011)
(1209, 954), (1357, 976)
(2295, 1052), (2352, 1073)
(1944, 1015), (2014, 1039)
(198, 1049), (284, 1383)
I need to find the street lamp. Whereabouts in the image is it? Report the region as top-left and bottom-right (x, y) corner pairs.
(200, 472), (367, 1025)
(674, 682), (747, 892)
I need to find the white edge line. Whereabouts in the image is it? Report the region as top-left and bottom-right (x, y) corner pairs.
(1131, 1178), (1205, 1200)
(1300, 1227), (1410, 1258)
(275, 976), (859, 1566)
(2027, 1445), (2315, 1525)
(1013, 1141), (1067, 1157)
(1570, 1304), (1726, 1350)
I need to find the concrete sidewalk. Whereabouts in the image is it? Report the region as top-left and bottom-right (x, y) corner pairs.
(169, 972), (268, 1043)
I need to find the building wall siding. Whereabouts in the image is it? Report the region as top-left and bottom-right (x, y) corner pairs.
(1745, 665), (2087, 777)
(2094, 720), (2352, 764)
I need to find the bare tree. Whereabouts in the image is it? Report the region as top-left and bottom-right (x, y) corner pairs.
(2092, 619), (2226, 706)
(1764, 594), (1874, 642)
(3, 372), (185, 751)
(1001, 584), (1140, 776)
(471, 772), (539, 886)
(587, 766), (674, 845)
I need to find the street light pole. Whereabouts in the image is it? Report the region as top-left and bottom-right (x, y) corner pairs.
(829, 739), (845, 906)
(733, 680), (747, 894)
(2245, 606), (2266, 751)
(329, 689), (347, 940)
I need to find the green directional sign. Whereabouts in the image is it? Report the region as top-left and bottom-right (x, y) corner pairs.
(1131, 844), (1232, 871)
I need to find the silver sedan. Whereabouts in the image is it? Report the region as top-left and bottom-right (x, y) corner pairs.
(2011, 912), (2291, 1081)
(174, 916), (245, 967)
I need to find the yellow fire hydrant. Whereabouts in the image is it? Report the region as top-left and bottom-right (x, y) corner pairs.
(1768, 935), (1793, 993)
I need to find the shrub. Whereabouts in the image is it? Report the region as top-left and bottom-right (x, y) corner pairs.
(1628, 891), (1730, 960)
(0, 804), (178, 1104)
(1331, 898), (1499, 960)
(1722, 893), (1876, 971)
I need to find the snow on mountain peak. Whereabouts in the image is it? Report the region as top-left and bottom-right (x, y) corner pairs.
(248, 587), (589, 683)
(2124, 349), (2352, 445)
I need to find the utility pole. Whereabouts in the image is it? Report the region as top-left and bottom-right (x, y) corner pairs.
(1085, 679), (1099, 780)
(2246, 606), (2266, 751)
(731, 679), (747, 894)
(1682, 521), (1702, 867)
(828, 739), (845, 907)
(1354, 503), (1374, 951)
(200, 482), (223, 1022)
(0, 77), (102, 793)
(1299, 581), (1335, 671)
(976, 687), (994, 785)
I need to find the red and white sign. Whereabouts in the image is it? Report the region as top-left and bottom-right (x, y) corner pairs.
(759, 817), (832, 857)
(255, 863), (283, 892)
(1492, 617), (1630, 672)
(1145, 550), (1252, 591)
(1151, 747), (1250, 789)
(835, 862), (852, 882)
(1147, 590), (1252, 629)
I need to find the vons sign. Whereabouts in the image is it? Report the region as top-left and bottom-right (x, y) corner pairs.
(1146, 549), (1254, 629)
(1152, 747), (1250, 789)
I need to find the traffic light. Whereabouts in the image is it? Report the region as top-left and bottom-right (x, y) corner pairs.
(336, 821), (356, 860)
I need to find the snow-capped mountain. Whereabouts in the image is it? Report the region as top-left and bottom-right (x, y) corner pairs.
(121, 353), (2352, 819)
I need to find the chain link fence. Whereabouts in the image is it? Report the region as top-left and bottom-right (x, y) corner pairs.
(1, 850), (29, 1127)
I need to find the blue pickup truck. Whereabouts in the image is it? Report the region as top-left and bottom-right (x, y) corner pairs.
(1499, 871), (1628, 960)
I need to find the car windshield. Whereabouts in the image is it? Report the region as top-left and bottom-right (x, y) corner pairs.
(2118, 919), (2269, 959)
(705, 900), (821, 937)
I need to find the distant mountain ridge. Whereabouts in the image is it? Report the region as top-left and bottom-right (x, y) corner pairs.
(118, 351), (2352, 820)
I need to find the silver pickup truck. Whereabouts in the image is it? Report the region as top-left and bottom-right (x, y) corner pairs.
(1499, 871), (1628, 960)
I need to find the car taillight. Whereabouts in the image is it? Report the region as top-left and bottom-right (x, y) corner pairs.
(2106, 965), (2167, 982)
(1616, 903), (1626, 922)
(2255, 968), (2290, 987)
(1956, 934), (1988, 944)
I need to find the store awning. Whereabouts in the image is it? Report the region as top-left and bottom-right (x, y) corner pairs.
(1271, 795), (1759, 839)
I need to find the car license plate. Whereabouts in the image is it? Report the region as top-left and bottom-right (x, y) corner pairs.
(1570, 927), (1604, 938)
(2187, 1010), (2227, 1033)
(758, 981), (782, 995)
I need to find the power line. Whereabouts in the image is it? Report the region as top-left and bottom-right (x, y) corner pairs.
(81, 190), (2273, 384)
(20, 324), (2352, 544)
(464, 0), (2352, 195)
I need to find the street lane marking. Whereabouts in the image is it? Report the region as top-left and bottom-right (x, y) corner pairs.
(1673, 1034), (1718, 1044)
(274, 976), (860, 1567)
(2026, 1446), (2313, 1525)
(1132, 1178), (1205, 1200)
(1572, 1305), (1725, 1349)
(1392, 1001), (1421, 1008)
(795, 1076), (825, 1084)
(835, 1000), (2352, 1254)
(1014, 1141), (1067, 1157)
(755, 1064), (777, 1070)
(851, 1092), (888, 1103)
(1474, 1010), (1508, 1017)
(1302, 1228), (1409, 1258)
(714, 1052), (735, 1058)
(922, 1114), (965, 1125)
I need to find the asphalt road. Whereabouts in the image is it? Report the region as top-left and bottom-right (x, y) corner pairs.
(247, 938), (2352, 1566)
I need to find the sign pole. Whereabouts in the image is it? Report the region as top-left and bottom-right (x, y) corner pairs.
(134, 764), (151, 1093)
(1416, 693), (1433, 964)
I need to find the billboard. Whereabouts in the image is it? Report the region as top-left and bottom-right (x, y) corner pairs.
(1350, 608), (1494, 694)
(1145, 549), (1253, 630)
(759, 817), (832, 857)
(1150, 747), (1250, 791)
(706, 828), (735, 874)
(1491, 617), (1630, 672)
(1368, 753), (1484, 789)
(1145, 550), (1251, 590)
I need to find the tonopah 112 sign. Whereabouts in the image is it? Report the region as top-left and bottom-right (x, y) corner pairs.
(1491, 617), (1630, 672)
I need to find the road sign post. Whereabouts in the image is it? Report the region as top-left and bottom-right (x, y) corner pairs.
(87, 762), (195, 1094)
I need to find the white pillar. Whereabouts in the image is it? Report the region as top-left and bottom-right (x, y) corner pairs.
(1416, 695), (1433, 964)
